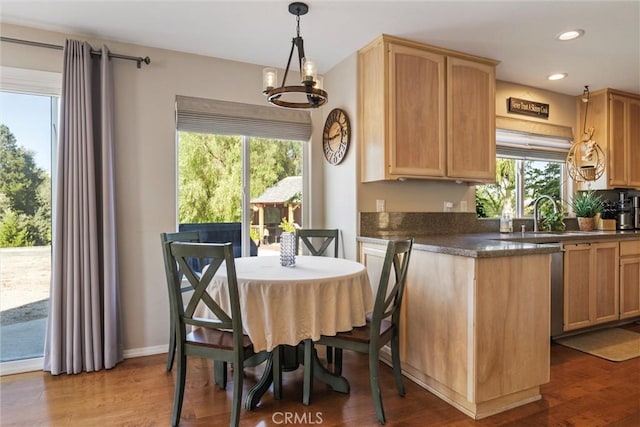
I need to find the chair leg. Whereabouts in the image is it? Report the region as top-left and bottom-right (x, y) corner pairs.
(391, 333), (405, 396)
(326, 345), (333, 363)
(368, 351), (386, 425)
(302, 339), (314, 406)
(214, 361), (228, 389)
(334, 348), (343, 376)
(230, 358), (243, 427)
(167, 314), (176, 372)
(273, 346), (282, 400)
(171, 350), (187, 427)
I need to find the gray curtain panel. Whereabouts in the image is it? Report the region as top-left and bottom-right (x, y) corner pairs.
(44, 39), (122, 375)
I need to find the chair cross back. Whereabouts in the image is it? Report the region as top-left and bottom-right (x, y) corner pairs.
(169, 242), (242, 339)
(160, 231), (202, 372)
(371, 239), (413, 334)
(296, 229), (339, 257)
(160, 231), (202, 290)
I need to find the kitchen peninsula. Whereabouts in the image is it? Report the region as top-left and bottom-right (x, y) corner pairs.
(358, 212), (640, 419)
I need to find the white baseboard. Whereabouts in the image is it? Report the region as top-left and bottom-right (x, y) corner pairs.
(1, 345), (168, 376)
(123, 344), (168, 359)
(0, 357), (44, 376)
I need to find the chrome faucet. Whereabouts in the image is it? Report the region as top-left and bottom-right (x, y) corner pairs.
(533, 195), (558, 232)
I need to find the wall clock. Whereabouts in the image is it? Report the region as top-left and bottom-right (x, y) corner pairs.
(322, 108), (351, 165)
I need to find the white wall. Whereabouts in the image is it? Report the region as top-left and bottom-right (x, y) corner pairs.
(0, 24), (325, 353)
(321, 53), (360, 260)
(496, 80), (577, 127)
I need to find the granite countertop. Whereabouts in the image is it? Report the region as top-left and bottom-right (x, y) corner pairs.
(358, 230), (640, 259)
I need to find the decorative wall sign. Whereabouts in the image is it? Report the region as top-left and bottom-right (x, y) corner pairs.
(507, 97), (549, 119)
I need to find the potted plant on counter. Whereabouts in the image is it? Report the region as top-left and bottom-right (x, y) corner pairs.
(569, 190), (603, 231)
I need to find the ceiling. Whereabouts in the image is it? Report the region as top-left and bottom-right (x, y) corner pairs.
(1, 1), (639, 96)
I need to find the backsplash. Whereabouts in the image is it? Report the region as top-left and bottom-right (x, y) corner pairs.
(360, 212), (579, 236)
(360, 212), (477, 235)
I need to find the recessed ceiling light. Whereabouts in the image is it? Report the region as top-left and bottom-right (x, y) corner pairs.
(557, 29), (585, 41)
(548, 73), (568, 81)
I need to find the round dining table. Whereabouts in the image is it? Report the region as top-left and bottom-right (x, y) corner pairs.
(195, 255), (374, 408)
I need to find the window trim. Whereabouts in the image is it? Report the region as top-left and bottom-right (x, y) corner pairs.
(0, 66), (61, 96)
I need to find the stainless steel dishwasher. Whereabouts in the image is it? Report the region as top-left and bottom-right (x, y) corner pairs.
(550, 243), (564, 338)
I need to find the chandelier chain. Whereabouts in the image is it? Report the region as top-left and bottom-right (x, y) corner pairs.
(582, 85), (590, 136)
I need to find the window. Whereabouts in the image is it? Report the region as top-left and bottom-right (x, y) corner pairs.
(476, 128), (570, 219)
(476, 158), (564, 218)
(175, 96), (310, 257)
(177, 132), (304, 256)
(0, 67), (60, 372)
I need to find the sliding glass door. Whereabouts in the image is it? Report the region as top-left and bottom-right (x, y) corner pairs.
(177, 132), (304, 257)
(0, 89), (58, 365)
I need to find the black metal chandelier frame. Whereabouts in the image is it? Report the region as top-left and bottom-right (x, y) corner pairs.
(263, 2), (328, 109)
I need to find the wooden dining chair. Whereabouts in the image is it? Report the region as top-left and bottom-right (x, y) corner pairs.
(295, 228), (339, 365)
(160, 231), (201, 372)
(316, 238), (413, 425)
(295, 228), (339, 257)
(163, 241), (264, 427)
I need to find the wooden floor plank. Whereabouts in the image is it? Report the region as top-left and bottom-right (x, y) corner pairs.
(1, 330), (639, 426)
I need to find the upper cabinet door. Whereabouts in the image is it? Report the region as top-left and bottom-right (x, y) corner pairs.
(627, 98), (640, 188)
(446, 57), (496, 181)
(608, 95), (627, 187)
(609, 94), (640, 188)
(388, 44), (446, 177)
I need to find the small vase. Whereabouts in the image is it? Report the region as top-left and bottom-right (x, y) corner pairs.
(280, 232), (296, 267)
(577, 216), (595, 231)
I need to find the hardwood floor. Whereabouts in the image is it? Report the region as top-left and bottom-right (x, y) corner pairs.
(1, 330), (639, 426)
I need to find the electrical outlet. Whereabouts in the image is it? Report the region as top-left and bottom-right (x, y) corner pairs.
(444, 201), (453, 212)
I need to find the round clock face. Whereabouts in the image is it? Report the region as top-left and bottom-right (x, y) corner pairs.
(322, 108), (351, 165)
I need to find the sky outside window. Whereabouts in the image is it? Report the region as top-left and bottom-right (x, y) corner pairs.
(0, 91), (53, 173)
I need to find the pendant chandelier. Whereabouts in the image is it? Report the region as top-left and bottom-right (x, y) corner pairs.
(566, 85), (606, 182)
(262, 2), (328, 109)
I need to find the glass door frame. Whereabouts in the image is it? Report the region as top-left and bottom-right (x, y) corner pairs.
(0, 66), (61, 375)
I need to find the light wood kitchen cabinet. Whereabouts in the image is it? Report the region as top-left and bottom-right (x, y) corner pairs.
(447, 57), (496, 180)
(563, 241), (619, 331)
(359, 34), (498, 183)
(360, 242), (550, 419)
(619, 239), (640, 319)
(577, 89), (640, 190)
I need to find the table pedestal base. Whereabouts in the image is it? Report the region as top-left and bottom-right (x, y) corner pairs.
(245, 341), (349, 410)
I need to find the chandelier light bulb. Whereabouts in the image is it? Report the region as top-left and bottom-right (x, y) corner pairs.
(263, 68), (278, 92)
(302, 57), (317, 84)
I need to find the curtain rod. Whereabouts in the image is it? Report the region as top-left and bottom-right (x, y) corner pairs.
(0, 36), (151, 68)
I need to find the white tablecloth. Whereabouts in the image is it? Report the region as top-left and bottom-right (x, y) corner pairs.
(195, 256), (373, 353)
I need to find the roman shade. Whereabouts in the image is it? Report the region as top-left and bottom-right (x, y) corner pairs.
(175, 95), (312, 141)
(496, 129), (573, 162)
(495, 116), (574, 162)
